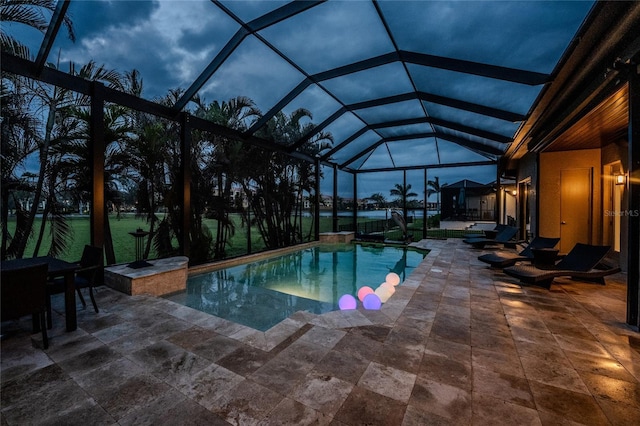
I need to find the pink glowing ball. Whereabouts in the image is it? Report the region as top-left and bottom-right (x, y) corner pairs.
(363, 293), (382, 310)
(357, 286), (375, 302)
(339, 294), (357, 310)
(385, 272), (401, 286)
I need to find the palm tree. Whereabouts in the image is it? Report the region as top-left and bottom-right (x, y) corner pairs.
(1, 0), (76, 259)
(57, 101), (134, 263)
(390, 182), (417, 226)
(1, 0), (75, 59)
(1, 75), (40, 258)
(427, 176), (444, 217)
(9, 60), (124, 259)
(192, 96), (262, 259)
(369, 192), (386, 209)
(243, 108), (332, 249)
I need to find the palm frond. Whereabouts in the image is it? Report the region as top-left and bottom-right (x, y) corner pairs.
(0, 33), (31, 59)
(46, 205), (72, 257)
(1, 3), (49, 32)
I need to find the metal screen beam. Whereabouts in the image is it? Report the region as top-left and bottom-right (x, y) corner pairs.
(320, 127), (370, 161)
(436, 134), (504, 157)
(176, 0), (325, 112)
(309, 92), (521, 159)
(370, 117), (513, 144)
(246, 0), (326, 31)
(173, 29), (248, 111)
(35, 0), (71, 73)
(339, 139), (388, 168)
(180, 113), (192, 257)
(246, 79), (312, 135)
(627, 56), (640, 327)
(417, 92), (526, 122)
(352, 160), (496, 174)
(399, 51), (549, 85)
(290, 107), (347, 153)
(90, 83), (106, 260)
(246, 46), (546, 137)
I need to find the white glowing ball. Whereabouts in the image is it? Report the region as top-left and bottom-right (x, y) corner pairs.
(381, 282), (396, 295)
(375, 284), (394, 303)
(362, 293), (382, 310)
(357, 286), (375, 302)
(385, 272), (401, 286)
(338, 294), (357, 310)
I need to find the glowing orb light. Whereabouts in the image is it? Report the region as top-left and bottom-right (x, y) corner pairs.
(375, 284), (393, 303)
(386, 272), (401, 286)
(339, 294), (357, 310)
(363, 293), (382, 310)
(381, 282), (396, 296)
(357, 286), (375, 302)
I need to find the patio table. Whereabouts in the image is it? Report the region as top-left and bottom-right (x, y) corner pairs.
(531, 248), (560, 270)
(1, 256), (79, 331)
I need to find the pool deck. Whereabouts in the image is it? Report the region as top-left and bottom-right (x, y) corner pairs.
(2, 238), (639, 425)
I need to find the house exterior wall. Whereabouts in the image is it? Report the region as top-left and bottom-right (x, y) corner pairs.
(602, 138), (630, 272)
(517, 152), (538, 236)
(539, 149), (602, 248)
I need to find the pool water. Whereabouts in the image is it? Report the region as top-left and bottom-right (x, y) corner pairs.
(165, 243), (428, 331)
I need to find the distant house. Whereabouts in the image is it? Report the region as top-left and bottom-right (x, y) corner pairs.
(441, 179), (495, 221)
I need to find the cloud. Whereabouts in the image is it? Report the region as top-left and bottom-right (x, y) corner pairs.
(57, 0), (238, 98)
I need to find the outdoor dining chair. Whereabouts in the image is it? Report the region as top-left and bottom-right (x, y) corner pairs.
(1, 263), (50, 349)
(47, 245), (103, 329)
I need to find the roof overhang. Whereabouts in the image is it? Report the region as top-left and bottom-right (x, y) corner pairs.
(504, 1), (640, 169)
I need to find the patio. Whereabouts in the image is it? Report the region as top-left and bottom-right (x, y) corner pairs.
(1, 238), (639, 425)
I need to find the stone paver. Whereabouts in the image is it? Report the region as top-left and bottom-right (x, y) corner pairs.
(2, 239), (639, 425)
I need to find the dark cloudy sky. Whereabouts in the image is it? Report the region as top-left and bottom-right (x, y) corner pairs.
(6, 0), (595, 200)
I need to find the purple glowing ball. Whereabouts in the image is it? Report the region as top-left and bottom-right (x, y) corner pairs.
(339, 294), (357, 310)
(363, 293), (382, 310)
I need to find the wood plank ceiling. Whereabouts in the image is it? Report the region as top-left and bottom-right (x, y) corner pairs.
(544, 85), (629, 152)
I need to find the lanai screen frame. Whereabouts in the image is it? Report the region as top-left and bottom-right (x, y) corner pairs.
(2, 0), (598, 263)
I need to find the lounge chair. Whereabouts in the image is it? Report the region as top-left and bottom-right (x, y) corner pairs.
(503, 243), (620, 289)
(463, 224), (507, 240)
(355, 232), (386, 243)
(463, 226), (518, 249)
(478, 236), (560, 268)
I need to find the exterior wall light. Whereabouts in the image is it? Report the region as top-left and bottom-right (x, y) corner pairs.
(615, 174), (626, 185)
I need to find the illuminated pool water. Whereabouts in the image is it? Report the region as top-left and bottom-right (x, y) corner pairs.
(165, 243), (428, 331)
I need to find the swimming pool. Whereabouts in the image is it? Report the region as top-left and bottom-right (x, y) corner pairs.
(165, 243), (428, 331)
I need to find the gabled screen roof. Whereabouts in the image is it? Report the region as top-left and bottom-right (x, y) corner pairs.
(6, 0), (595, 173)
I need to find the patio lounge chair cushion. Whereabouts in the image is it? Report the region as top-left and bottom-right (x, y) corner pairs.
(478, 236), (560, 268)
(462, 224), (507, 240)
(463, 226), (518, 248)
(503, 243), (620, 289)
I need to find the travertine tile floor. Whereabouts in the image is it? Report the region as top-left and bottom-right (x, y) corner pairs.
(2, 239), (640, 425)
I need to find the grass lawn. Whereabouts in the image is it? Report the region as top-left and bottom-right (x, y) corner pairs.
(5, 214), (472, 264)
(5, 213), (335, 264)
